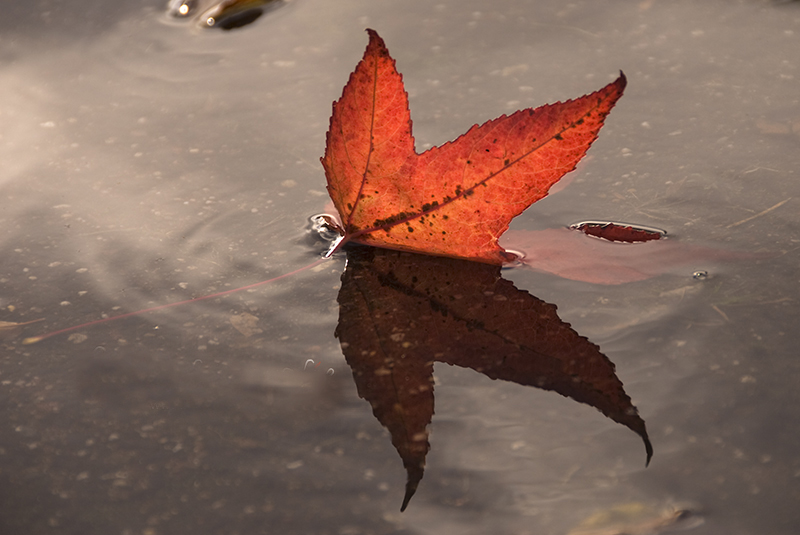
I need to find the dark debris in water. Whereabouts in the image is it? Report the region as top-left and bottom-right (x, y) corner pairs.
(570, 221), (667, 243)
(167, 0), (286, 30)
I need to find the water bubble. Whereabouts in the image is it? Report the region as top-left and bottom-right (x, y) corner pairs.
(692, 270), (708, 280)
(500, 249), (526, 269)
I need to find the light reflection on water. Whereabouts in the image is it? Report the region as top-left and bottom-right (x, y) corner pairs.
(1, 1), (799, 534)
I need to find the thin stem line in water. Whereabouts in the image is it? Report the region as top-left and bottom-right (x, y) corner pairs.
(23, 257), (330, 345)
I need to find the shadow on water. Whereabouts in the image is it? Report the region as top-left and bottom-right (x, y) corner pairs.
(336, 245), (652, 511)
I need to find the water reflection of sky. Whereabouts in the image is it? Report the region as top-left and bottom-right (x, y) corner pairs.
(2, 1), (799, 534)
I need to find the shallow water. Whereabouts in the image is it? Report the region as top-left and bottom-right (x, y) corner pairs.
(2, 0), (799, 534)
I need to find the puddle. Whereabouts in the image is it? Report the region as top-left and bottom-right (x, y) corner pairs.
(1, 0), (799, 534)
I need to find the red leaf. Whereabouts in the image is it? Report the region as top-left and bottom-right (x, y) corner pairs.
(322, 29), (626, 264)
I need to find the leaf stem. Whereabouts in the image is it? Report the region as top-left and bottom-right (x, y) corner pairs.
(323, 234), (349, 258)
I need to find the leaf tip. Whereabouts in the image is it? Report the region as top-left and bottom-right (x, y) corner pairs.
(643, 431), (654, 467)
(365, 28), (386, 53)
(616, 70), (627, 93)
(400, 462), (424, 512)
(400, 479), (419, 512)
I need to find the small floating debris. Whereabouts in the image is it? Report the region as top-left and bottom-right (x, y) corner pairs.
(568, 501), (703, 535)
(167, 0), (286, 30)
(308, 213), (344, 242)
(0, 318), (45, 339)
(570, 221), (667, 243)
(229, 312), (262, 337)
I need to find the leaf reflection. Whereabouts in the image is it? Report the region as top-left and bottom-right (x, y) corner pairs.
(336, 246), (652, 511)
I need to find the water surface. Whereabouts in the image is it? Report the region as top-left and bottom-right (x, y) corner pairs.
(2, 1), (799, 534)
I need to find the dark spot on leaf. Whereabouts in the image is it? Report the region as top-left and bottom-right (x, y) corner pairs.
(554, 133), (563, 141)
(373, 211), (411, 229)
(504, 159), (510, 166)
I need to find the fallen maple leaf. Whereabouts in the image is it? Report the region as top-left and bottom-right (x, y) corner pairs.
(322, 29), (626, 264)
